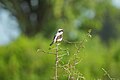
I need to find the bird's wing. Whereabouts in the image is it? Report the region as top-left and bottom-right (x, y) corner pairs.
(53, 34), (57, 43)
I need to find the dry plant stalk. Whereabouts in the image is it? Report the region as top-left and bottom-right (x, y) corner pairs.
(102, 68), (114, 80)
(55, 44), (59, 80)
(59, 42), (85, 80)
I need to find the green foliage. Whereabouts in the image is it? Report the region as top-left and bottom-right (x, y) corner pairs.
(0, 34), (120, 80)
(0, 35), (54, 80)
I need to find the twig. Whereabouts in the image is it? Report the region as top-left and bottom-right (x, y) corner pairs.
(63, 39), (82, 44)
(102, 68), (114, 80)
(55, 44), (59, 80)
(36, 48), (54, 54)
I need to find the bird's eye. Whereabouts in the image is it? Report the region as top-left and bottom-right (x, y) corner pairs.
(58, 31), (61, 32)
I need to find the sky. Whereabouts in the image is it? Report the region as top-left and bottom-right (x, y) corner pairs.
(0, 8), (21, 45)
(112, 0), (120, 9)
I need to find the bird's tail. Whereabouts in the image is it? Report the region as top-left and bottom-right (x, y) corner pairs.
(50, 41), (54, 46)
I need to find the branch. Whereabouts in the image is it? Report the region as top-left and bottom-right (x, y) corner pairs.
(102, 68), (114, 80)
(55, 44), (59, 80)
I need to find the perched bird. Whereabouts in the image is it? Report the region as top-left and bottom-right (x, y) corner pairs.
(50, 29), (63, 46)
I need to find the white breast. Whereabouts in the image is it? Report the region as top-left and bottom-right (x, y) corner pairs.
(56, 37), (63, 42)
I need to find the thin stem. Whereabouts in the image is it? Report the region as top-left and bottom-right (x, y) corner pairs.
(102, 68), (114, 80)
(55, 44), (59, 80)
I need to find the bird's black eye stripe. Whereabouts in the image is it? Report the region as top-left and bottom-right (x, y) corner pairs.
(58, 30), (63, 32)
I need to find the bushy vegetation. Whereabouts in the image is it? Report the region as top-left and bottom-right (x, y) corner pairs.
(0, 34), (120, 80)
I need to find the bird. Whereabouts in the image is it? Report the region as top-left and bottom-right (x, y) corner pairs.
(50, 29), (63, 46)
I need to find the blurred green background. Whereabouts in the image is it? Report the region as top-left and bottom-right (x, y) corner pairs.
(0, 0), (120, 80)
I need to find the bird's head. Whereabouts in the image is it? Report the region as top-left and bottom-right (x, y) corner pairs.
(57, 29), (63, 34)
